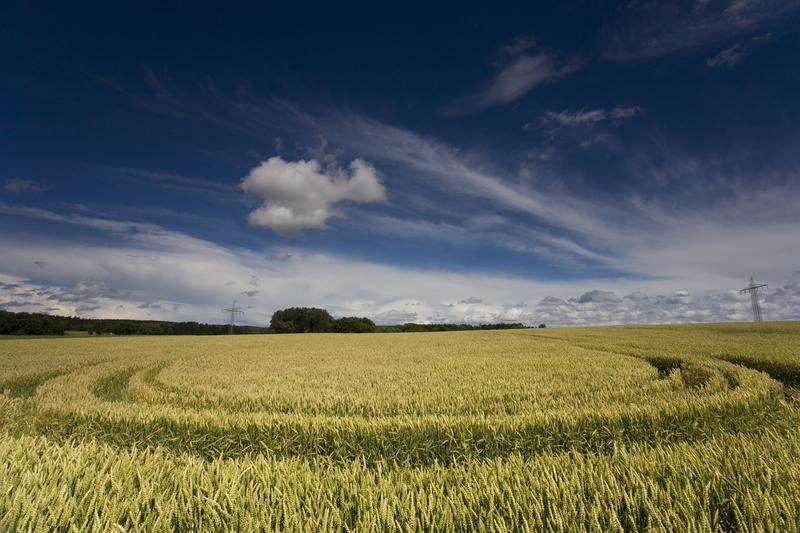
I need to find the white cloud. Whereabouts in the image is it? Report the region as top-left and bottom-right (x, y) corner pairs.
(316, 113), (622, 243)
(543, 107), (642, 126)
(0, 203), (230, 257)
(479, 53), (575, 106)
(113, 74), (796, 283)
(4, 178), (47, 194)
(441, 36), (580, 115)
(112, 85), (638, 258)
(47, 83), (798, 326)
(1, 207), (798, 326)
(267, 250), (293, 261)
(110, 167), (237, 197)
(706, 42), (748, 68)
(577, 290), (622, 304)
(535, 283), (800, 326)
(2, 90), (799, 327)
(288, 110), (800, 292)
(240, 156), (386, 235)
(705, 32), (771, 68)
(346, 210), (607, 266)
(604, 0), (796, 60)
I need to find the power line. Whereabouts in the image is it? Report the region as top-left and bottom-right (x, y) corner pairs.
(739, 275), (768, 322)
(222, 301), (244, 334)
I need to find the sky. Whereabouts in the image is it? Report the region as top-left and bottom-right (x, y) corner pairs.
(2, 1), (800, 327)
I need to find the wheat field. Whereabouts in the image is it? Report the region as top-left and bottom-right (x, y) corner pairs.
(1, 323), (799, 531)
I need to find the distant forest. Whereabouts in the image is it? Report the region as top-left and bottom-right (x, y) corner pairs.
(0, 310), (269, 336)
(269, 307), (531, 333)
(0, 308), (533, 336)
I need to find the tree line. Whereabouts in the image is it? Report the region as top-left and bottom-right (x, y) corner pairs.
(0, 308), (537, 336)
(269, 307), (531, 333)
(0, 310), (269, 336)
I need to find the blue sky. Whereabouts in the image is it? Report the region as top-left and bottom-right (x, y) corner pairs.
(2, 1), (800, 326)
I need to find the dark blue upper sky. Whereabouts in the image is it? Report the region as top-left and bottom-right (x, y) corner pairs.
(2, 1), (799, 325)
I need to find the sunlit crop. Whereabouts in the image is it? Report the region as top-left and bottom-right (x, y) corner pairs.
(1, 322), (799, 531)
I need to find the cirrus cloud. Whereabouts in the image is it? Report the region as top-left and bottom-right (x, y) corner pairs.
(542, 106), (642, 126)
(441, 36), (581, 115)
(604, 0), (797, 60)
(4, 178), (48, 194)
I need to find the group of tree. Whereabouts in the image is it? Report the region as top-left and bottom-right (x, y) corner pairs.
(378, 322), (533, 333)
(269, 307), (531, 334)
(0, 310), (269, 336)
(269, 308), (377, 333)
(1, 307), (540, 337)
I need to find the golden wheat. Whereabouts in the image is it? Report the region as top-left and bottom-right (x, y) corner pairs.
(1, 323), (798, 531)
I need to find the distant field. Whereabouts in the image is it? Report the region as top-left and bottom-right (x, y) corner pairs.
(1, 322), (799, 531)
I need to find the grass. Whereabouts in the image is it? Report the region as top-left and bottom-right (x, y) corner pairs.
(1, 322), (799, 531)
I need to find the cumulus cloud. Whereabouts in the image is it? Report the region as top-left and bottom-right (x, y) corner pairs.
(240, 156), (386, 235)
(577, 290), (623, 304)
(667, 291), (692, 304)
(2, 240), (798, 326)
(4, 178), (47, 194)
(0, 275), (158, 317)
(0, 300), (31, 308)
(535, 284), (799, 326)
(442, 36), (580, 115)
(45, 279), (132, 303)
(372, 309), (418, 325)
(459, 296), (483, 304)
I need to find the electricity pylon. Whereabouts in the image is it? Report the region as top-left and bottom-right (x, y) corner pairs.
(222, 301), (244, 334)
(739, 275), (767, 322)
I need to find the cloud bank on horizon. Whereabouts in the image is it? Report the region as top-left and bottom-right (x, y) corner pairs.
(1, 1), (799, 326)
(1, 204), (798, 326)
